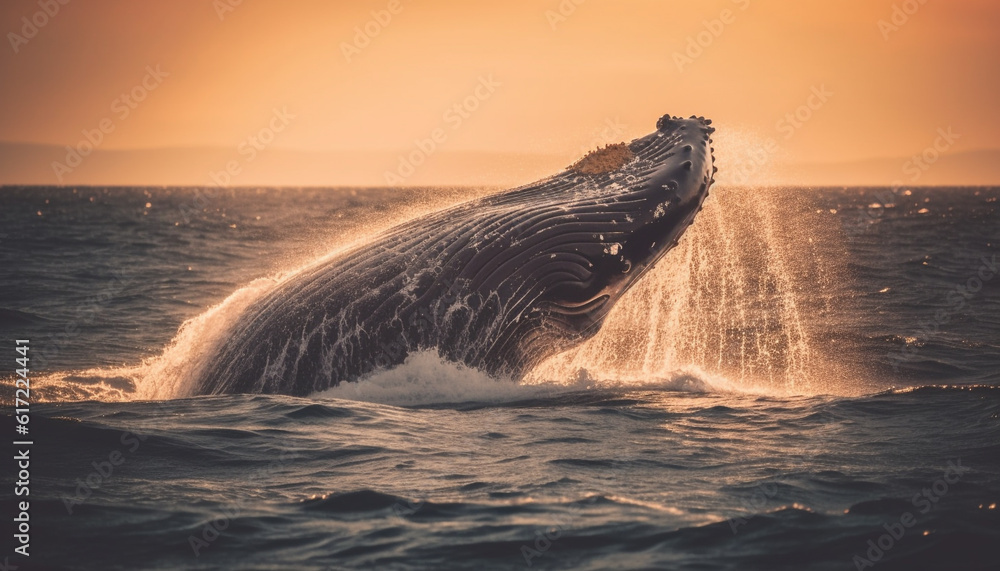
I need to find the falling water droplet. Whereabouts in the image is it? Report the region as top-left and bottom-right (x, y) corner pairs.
(529, 187), (850, 395)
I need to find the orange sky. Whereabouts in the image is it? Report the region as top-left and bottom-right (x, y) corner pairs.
(1, 0), (998, 184)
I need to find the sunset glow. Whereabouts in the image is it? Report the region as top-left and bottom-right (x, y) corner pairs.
(2, 0), (998, 186)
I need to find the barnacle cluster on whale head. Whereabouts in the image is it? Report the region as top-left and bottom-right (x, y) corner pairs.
(569, 142), (636, 175)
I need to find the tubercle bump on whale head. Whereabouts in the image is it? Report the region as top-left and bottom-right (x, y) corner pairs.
(656, 113), (715, 134)
(640, 114), (716, 206)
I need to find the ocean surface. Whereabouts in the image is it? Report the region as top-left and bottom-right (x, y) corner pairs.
(1, 185), (999, 570)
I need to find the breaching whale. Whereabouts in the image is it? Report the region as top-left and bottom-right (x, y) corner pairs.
(194, 114), (716, 395)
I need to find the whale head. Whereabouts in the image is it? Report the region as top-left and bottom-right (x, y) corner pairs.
(521, 114), (716, 343)
(608, 114), (716, 283)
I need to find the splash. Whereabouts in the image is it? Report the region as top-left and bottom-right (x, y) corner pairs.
(318, 350), (530, 406)
(317, 350), (761, 407)
(31, 183), (853, 402)
(33, 273), (304, 402)
(526, 185), (851, 396)
(30, 187), (500, 403)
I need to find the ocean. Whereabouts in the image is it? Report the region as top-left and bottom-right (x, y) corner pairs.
(1, 185), (998, 570)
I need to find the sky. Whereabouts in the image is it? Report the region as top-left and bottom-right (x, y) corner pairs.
(1, 0), (998, 185)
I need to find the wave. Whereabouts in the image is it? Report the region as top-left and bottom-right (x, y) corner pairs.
(314, 350), (775, 408)
(0, 307), (47, 327)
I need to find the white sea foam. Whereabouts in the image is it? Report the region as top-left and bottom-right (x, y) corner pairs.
(313, 349), (769, 407)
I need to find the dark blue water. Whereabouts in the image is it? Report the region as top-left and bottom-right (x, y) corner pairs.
(1, 186), (999, 570)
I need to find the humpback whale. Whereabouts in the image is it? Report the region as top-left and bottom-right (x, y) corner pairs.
(195, 114), (716, 395)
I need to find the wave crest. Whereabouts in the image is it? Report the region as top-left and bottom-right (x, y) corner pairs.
(313, 349), (757, 407)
